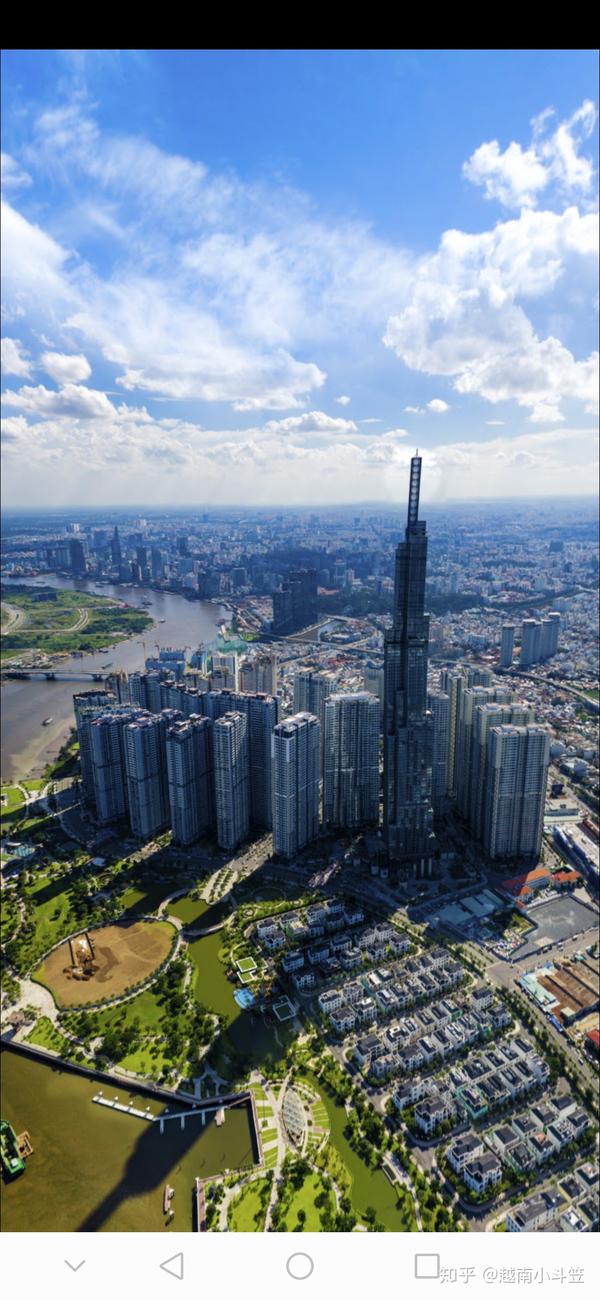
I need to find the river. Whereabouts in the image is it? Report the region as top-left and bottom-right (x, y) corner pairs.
(1, 577), (228, 782)
(1, 1049), (255, 1232)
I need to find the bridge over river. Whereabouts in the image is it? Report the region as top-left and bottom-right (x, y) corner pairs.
(1, 669), (108, 682)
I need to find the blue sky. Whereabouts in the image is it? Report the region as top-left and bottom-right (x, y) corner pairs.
(1, 49), (598, 506)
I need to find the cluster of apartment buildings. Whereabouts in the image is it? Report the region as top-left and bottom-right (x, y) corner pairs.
(74, 671), (382, 858)
(431, 668), (551, 859)
(498, 613), (561, 669)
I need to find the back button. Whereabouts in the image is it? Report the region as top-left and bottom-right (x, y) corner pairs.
(160, 1253), (184, 1281)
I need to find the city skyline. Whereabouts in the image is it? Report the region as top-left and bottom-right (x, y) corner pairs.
(2, 50), (598, 508)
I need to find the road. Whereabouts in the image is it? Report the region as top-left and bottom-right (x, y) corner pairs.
(1, 602), (25, 632)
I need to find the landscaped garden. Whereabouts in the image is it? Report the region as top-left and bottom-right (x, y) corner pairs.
(228, 1175), (272, 1232)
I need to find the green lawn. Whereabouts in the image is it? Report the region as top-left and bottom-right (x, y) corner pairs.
(118, 1041), (178, 1076)
(0, 893), (20, 944)
(1, 785), (26, 811)
(260, 1128), (278, 1144)
(93, 986), (167, 1036)
(26, 1015), (72, 1055)
(118, 882), (179, 917)
(279, 1171), (334, 1232)
(303, 1070), (418, 1232)
(17, 874), (78, 971)
(228, 1177), (270, 1232)
(1, 586), (152, 656)
(236, 956), (257, 973)
(263, 1148), (278, 1169)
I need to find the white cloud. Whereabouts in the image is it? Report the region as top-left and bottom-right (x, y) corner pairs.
(2, 382), (117, 419)
(463, 100), (597, 209)
(41, 351), (91, 383)
(486, 420), (505, 426)
(1, 200), (75, 322)
(463, 141), (548, 209)
(404, 399), (450, 414)
(384, 205), (598, 422)
(3, 405), (596, 507)
(2, 91), (598, 502)
(263, 410), (358, 437)
(1, 152), (32, 190)
(1, 337), (32, 377)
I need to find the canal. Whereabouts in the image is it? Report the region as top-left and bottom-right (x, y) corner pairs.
(1, 577), (228, 782)
(1, 1049), (255, 1232)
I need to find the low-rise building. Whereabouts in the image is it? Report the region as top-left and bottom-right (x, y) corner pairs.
(463, 1152), (502, 1194)
(354, 1033), (383, 1068)
(318, 988), (343, 1015)
(355, 996), (377, 1025)
(330, 1004), (356, 1035)
(447, 1132), (486, 1175)
(282, 951), (305, 973)
(506, 1189), (566, 1232)
(414, 1092), (455, 1136)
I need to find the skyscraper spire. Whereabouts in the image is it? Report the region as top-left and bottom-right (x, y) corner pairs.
(407, 452), (422, 527)
(383, 455), (435, 875)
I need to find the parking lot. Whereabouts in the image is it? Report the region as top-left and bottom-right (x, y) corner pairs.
(517, 896), (597, 958)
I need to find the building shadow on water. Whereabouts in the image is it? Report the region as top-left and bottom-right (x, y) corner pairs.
(76, 1102), (255, 1232)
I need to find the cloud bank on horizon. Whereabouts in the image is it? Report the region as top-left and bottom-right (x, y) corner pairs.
(1, 50), (598, 507)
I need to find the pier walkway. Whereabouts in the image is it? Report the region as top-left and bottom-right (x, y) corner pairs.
(195, 1178), (206, 1232)
(92, 1093), (155, 1121)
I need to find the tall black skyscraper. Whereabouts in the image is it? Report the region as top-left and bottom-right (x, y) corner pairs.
(383, 454), (436, 874)
(272, 568), (318, 635)
(111, 525), (122, 567)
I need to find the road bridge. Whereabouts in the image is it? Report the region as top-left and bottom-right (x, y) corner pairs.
(1, 669), (108, 682)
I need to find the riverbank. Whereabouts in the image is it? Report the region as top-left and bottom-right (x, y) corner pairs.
(1, 584), (153, 662)
(0, 577), (228, 782)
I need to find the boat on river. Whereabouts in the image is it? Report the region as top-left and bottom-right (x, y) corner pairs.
(42, 717), (53, 726)
(0, 1120), (26, 1180)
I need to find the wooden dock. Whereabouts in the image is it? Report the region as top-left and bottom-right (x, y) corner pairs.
(16, 1131), (33, 1159)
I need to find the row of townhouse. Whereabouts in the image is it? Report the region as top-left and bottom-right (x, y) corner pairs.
(352, 996), (511, 1082)
(485, 1094), (590, 1173)
(451, 1036), (549, 1122)
(318, 951), (468, 1041)
(255, 900), (366, 952)
(507, 1160), (599, 1232)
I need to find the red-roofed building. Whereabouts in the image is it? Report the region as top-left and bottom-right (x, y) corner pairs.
(501, 866), (551, 902)
(552, 869), (582, 890)
(586, 1028), (600, 1056)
